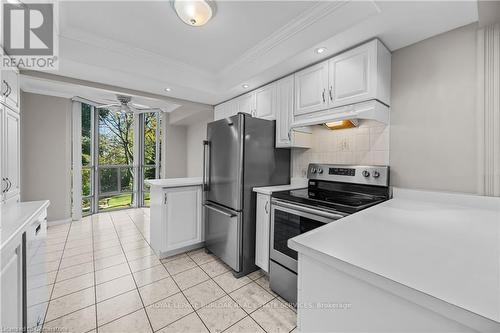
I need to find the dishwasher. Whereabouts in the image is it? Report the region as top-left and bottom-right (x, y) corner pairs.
(24, 214), (48, 333)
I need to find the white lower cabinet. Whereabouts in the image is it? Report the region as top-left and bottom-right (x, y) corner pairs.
(150, 185), (203, 257)
(255, 193), (271, 272)
(1, 233), (23, 331)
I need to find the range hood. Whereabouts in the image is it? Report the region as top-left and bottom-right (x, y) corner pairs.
(291, 100), (389, 128)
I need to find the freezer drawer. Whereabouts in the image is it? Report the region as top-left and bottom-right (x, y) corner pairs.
(204, 202), (242, 272)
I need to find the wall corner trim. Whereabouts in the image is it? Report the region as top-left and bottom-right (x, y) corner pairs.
(477, 23), (500, 197)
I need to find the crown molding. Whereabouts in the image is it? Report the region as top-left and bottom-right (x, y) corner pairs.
(217, 1), (377, 78)
(59, 27), (215, 79)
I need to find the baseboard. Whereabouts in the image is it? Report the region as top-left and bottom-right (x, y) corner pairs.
(47, 218), (72, 227)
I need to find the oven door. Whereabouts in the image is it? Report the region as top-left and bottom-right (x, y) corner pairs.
(270, 199), (344, 273)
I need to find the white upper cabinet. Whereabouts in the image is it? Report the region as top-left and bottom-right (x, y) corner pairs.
(328, 39), (390, 108)
(4, 108), (20, 202)
(2, 67), (20, 111)
(294, 39), (391, 120)
(276, 76), (294, 147)
(236, 92), (255, 116)
(254, 83), (276, 120)
(294, 61), (329, 116)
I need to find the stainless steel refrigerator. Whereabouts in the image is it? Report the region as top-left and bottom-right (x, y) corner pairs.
(203, 113), (290, 277)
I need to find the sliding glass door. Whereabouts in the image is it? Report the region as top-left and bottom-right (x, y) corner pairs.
(97, 109), (135, 211)
(81, 103), (160, 215)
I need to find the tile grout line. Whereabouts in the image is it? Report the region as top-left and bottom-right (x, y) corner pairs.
(123, 209), (212, 332)
(108, 212), (155, 333)
(40, 222), (72, 330)
(161, 252), (212, 333)
(43, 209), (296, 332)
(193, 257), (271, 333)
(91, 213), (99, 333)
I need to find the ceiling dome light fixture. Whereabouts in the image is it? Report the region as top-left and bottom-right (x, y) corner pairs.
(315, 47), (327, 54)
(172, 0), (216, 27)
(242, 84), (249, 89)
(164, 87), (172, 92)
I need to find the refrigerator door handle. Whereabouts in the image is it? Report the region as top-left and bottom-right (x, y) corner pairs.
(204, 203), (237, 217)
(202, 140), (210, 191)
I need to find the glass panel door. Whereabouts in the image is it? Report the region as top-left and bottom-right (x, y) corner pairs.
(97, 109), (135, 211)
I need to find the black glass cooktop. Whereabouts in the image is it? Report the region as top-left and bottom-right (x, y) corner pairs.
(272, 186), (388, 214)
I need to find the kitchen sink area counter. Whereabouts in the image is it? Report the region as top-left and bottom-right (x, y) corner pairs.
(146, 178), (204, 258)
(289, 188), (500, 332)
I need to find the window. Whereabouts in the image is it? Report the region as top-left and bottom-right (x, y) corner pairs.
(80, 104), (160, 215)
(81, 104), (94, 216)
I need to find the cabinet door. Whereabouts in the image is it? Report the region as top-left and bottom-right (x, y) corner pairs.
(0, 105), (3, 200)
(3, 68), (20, 111)
(236, 92), (255, 116)
(254, 83), (276, 120)
(165, 186), (202, 250)
(4, 108), (20, 201)
(1, 241), (23, 331)
(276, 76), (293, 147)
(328, 42), (374, 107)
(255, 193), (271, 272)
(294, 61), (328, 116)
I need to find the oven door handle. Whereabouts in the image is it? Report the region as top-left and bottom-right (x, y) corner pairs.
(271, 199), (346, 220)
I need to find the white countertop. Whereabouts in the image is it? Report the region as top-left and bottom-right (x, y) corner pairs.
(1, 200), (50, 250)
(289, 188), (500, 323)
(145, 177), (203, 188)
(253, 178), (308, 195)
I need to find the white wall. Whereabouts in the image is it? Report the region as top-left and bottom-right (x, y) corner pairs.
(390, 23), (477, 193)
(20, 92), (72, 221)
(186, 121), (208, 177)
(162, 115), (188, 178)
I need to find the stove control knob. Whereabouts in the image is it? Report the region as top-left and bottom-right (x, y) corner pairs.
(373, 171), (380, 178)
(311, 168), (317, 174)
(317, 168), (323, 174)
(362, 170), (370, 177)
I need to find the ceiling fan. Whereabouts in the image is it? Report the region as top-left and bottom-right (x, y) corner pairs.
(98, 95), (163, 114)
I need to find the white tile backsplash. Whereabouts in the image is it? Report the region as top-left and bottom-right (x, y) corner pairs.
(291, 120), (390, 178)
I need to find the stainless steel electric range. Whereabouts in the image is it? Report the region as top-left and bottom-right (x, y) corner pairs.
(269, 164), (391, 304)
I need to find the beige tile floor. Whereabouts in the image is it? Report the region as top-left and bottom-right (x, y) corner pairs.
(38, 208), (297, 333)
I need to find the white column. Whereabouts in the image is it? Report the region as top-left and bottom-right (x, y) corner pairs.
(477, 23), (500, 196)
(71, 101), (82, 220)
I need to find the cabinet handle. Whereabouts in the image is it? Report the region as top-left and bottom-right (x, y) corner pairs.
(164, 193), (168, 205)
(265, 201), (269, 214)
(1, 80), (7, 96)
(6, 178), (11, 192)
(6, 82), (11, 97)
(329, 86), (333, 102)
(1, 178), (6, 193)
(322, 89), (325, 103)
(287, 129), (291, 141)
